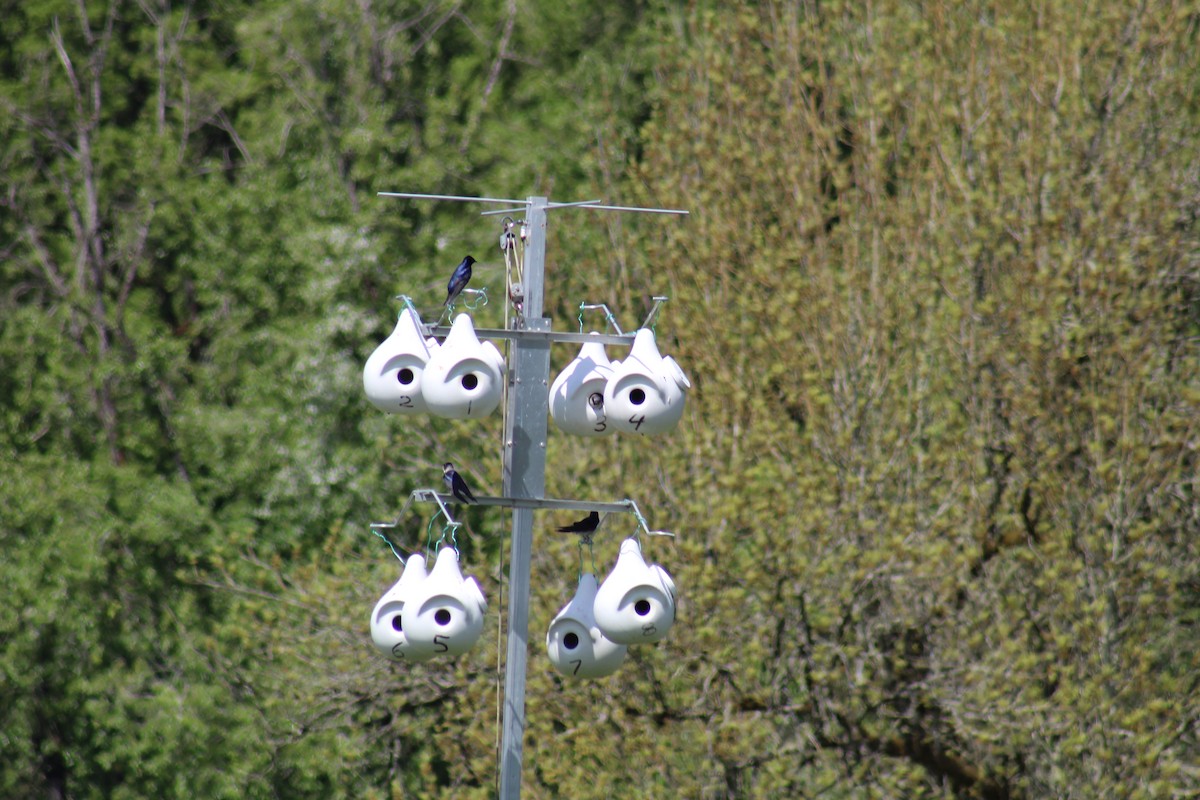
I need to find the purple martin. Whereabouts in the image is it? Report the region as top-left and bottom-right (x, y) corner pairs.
(443, 255), (476, 306)
(442, 462), (477, 504)
(557, 511), (600, 534)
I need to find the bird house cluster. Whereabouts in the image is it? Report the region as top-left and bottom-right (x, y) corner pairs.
(370, 536), (677, 673)
(362, 289), (683, 676)
(364, 306), (690, 434)
(370, 547), (487, 663)
(546, 538), (676, 678)
(363, 308), (505, 419)
(549, 328), (689, 436)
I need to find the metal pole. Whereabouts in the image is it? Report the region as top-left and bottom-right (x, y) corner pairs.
(499, 197), (550, 800)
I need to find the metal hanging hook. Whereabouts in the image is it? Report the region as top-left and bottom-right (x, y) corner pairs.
(370, 488), (465, 561)
(575, 526), (600, 579)
(426, 509), (442, 552)
(435, 520), (462, 555)
(577, 301), (624, 335)
(625, 498), (674, 540)
(641, 296), (670, 331)
(436, 287), (488, 324)
(371, 527), (407, 564)
(393, 294), (424, 322)
(463, 286), (489, 310)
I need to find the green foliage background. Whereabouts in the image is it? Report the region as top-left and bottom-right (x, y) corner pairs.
(1, 1), (1196, 798)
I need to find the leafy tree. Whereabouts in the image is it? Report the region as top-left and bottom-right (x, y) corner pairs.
(2, 0), (670, 796)
(613, 1), (1199, 797)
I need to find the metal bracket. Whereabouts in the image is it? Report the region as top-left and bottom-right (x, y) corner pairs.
(420, 324), (634, 346)
(369, 492), (672, 539)
(369, 488), (463, 534)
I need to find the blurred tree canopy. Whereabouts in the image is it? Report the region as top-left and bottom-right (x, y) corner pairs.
(1, 1), (1196, 799)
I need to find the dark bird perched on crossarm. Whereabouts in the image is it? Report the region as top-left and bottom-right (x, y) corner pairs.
(442, 462), (477, 505)
(444, 255), (476, 306)
(557, 511), (600, 535)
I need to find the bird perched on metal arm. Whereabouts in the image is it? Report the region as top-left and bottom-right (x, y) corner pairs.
(442, 462), (477, 505)
(557, 511), (600, 535)
(444, 255), (476, 306)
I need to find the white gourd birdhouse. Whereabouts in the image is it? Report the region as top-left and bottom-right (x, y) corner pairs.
(422, 313), (505, 419)
(403, 546), (487, 658)
(370, 553), (439, 663)
(593, 537), (677, 645)
(548, 336), (615, 437)
(546, 573), (628, 678)
(363, 307), (437, 414)
(603, 328), (690, 435)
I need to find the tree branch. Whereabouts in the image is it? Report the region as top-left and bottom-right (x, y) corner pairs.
(457, 0), (516, 155)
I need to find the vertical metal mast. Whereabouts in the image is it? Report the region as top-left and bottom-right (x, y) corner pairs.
(499, 197), (550, 800)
